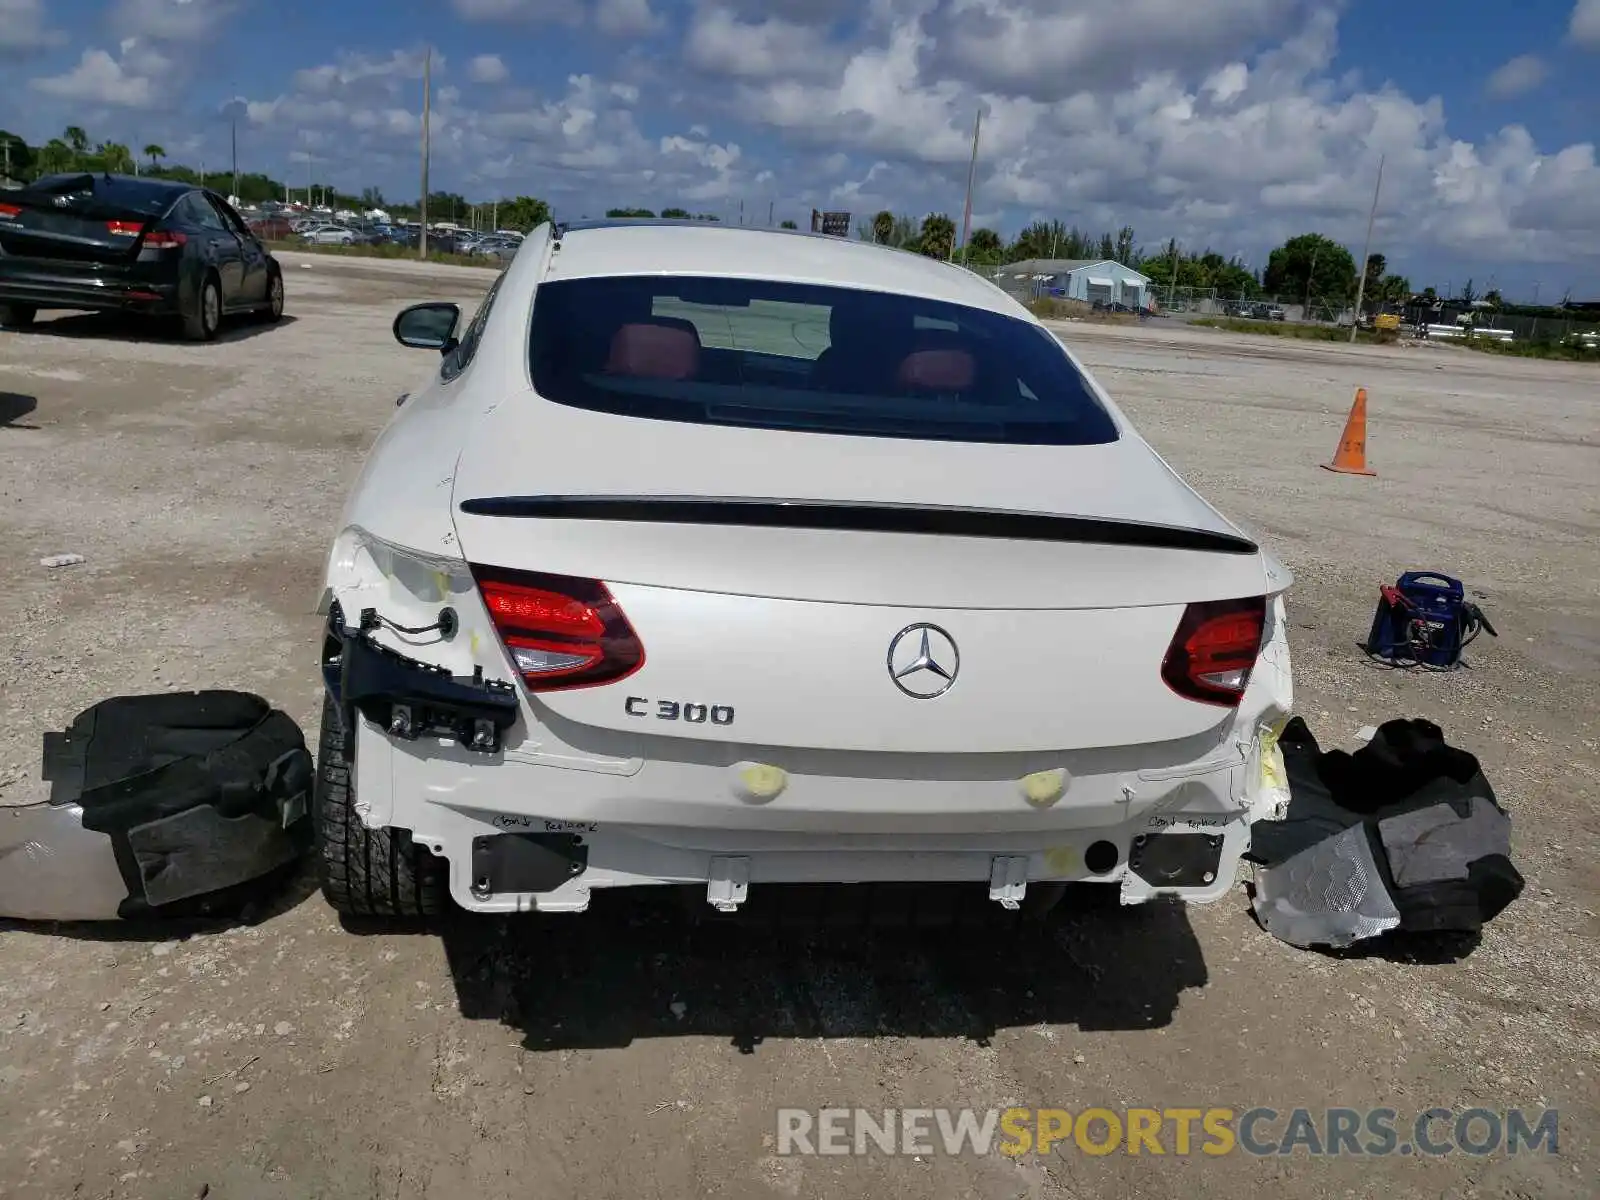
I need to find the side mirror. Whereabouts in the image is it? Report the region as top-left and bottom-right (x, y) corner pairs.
(393, 302), (461, 353)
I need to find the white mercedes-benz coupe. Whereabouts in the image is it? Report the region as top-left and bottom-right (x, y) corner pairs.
(314, 219), (1293, 921)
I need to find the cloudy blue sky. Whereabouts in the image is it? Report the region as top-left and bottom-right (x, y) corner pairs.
(7, 0), (1600, 296)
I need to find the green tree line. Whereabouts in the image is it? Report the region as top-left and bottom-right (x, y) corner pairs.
(8, 126), (1571, 312)
(861, 212), (1424, 309)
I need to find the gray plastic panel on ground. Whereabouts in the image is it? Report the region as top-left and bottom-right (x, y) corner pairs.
(1252, 823), (1401, 950)
(1379, 798), (1510, 888)
(0, 803), (132, 921)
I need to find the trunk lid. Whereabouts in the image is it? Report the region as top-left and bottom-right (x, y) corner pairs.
(0, 174), (169, 264)
(451, 396), (1277, 753)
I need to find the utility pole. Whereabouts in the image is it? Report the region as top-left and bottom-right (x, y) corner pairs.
(1350, 153), (1385, 342)
(2, 138), (10, 182)
(954, 106), (982, 263)
(419, 46), (432, 258)
(768, 199), (774, 227)
(1304, 242), (1320, 317)
(231, 118), (238, 200)
(1167, 240), (1180, 309)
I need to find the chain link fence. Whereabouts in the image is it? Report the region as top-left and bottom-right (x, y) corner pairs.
(993, 271), (1598, 345)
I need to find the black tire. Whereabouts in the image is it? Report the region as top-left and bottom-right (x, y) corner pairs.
(314, 692), (445, 917)
(258, 266), (284, 323)
(0, 304), (37, 330)
(182, 273), (222, 342)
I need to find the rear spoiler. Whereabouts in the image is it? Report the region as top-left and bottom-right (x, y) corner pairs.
(457, 495), (1259, 555)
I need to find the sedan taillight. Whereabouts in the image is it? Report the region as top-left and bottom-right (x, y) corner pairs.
(143, 230), (187, 248)
(473, 566), (644, 692)
(1160, 596), (1267, 707)
(0, 203), (21, 218)
(106, 219), (143, 237)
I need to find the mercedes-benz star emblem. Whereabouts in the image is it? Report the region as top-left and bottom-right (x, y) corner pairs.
(887, 623), (960, 699)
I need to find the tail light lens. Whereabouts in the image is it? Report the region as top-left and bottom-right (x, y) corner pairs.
(0, 203), (21, 218)
(143, 230), (187, 248)
(473, 566), (644, 692)
(106, 219), (143, 237)
(1161, 596), (1267, 707)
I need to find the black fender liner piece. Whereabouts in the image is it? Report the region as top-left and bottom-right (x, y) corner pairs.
(322, 600), (520, 754)
(1247, 716), (1524, 945)
(8, 690), (314, 921)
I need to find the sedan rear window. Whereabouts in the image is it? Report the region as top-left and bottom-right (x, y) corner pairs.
(21, 174), (184, 218)
(527, 275), (1119, 445)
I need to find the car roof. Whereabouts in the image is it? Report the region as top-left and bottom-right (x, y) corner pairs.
(541, 220), (1027, 317)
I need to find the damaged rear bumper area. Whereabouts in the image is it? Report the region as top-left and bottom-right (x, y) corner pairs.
(328, 592), (1296, 917)
(321, 599), (520, 753)
(0, 692), (312, 922)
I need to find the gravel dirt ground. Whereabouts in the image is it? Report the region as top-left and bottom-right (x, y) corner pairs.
(1, 253), (1595, 1199)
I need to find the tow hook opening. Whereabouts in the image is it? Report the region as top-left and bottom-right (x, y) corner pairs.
(1128, 832), (1226, 888)
(470, 832), (589, 896)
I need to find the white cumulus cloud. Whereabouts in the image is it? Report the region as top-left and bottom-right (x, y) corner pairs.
(111, 0), (238, 42)
(1572, 0), (1600, 48)
(595, 0), (664, 36)
(30, 47), (158, 108)
(1485, 54), (1546, 99)
(0, 0), (67, 52)
(468, 54), (509, 84)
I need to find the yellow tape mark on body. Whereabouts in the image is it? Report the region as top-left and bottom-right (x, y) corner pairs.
(1259, 717), (1289, 791)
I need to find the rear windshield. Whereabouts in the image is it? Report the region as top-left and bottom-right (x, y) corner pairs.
(19, 174), (183, 218)
(527, 275), (1119, 445)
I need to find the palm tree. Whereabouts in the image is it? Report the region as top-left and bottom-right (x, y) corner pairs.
(37, 139), (73, 176)
(63, 125), (89, 158)
(144, 144), (165, 171)
(872, 210), (893, 245)
(95, 141), (134, 174)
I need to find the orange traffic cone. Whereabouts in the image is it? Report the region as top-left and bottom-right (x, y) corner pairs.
(1322, 387), (1376, 476)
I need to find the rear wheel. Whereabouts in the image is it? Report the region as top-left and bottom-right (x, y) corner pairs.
(182, 273), (222, 342)
(314, 692), (445, 917)
(258, 267), (284, 323)
(0, 304), (37, 330)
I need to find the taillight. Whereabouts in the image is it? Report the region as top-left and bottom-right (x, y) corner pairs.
(1160, 596), (1267, 707)
(0, 203), (20, 218)
(143, 230), (187, 248)
(473, 566), (644, 692)
(106, 219), (143, 237)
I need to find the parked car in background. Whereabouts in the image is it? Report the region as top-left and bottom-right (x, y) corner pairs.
(0, 173), (284, 340)
(472, 238), (521, 261)
(248, 216), (296, 241)
(299, 224), (356, 246)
